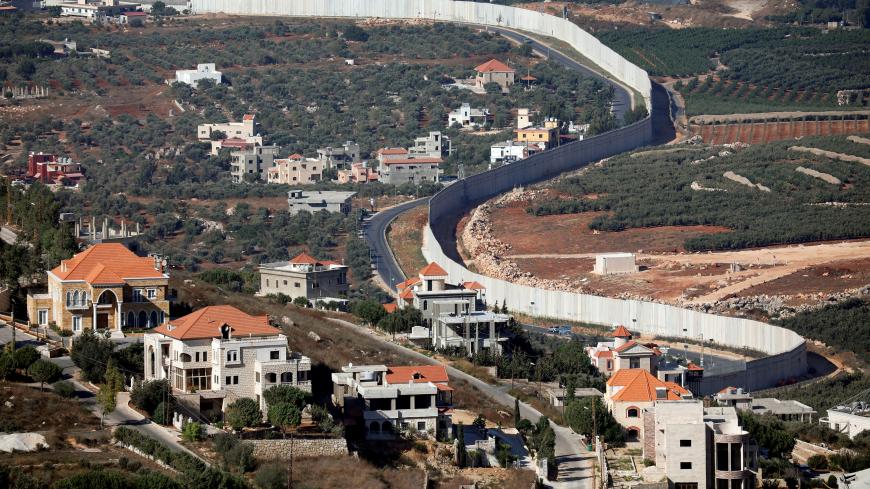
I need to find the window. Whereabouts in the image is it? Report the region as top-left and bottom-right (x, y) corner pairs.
(680, 462), (692, 470)
(294, 282), (300, 288)
(72, 316), (82, 332)
(146, 289), (157, 299)
(680, 440), (692, 447)
(630, 357), (640, 369)
(283, 280), (288, 286)
(423, 300), (428, 311)
(270, 350), (280, 360)
(626, 407), (639, 418)
(255, 372), (260, 383)
(132, 289), (143, 302)
(417, 421), (426, 431)
(674, 484), (698, 489)
(186, 368), (212, 392)
(195, 352), (200, 362)
(233, 375), (238, 384)
(266, 279), (270, 287)
(227, 350), (238, 362)
(37, 310), (48, 326)
(225, 376), (232, 385)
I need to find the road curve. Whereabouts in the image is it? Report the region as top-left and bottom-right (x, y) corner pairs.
(365, 197), (430, 291)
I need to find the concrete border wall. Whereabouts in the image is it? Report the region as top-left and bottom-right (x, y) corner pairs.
(189, 0), (651, 110)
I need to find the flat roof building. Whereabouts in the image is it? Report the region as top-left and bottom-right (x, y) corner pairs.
(287, 190), (356, 216)
(258, 252), (349, 302)
(174, 63), (222, 88)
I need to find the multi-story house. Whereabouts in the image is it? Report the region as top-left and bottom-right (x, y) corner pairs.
(331, 363), (452, 439)
(317, 141), (361, 169)
(258, 252), (349, 302)
(144, 305), (311, 418)
(26, 243), (169, 336)
(489, 140), (533, 165)
(586, 326), (660, 377)
(26, 152), (85, 187)
(515, 126), (558, 149)
(396, 262), (509, 357)
(604, 368), (692, 441)
(198, 114), (256, 141)
(174, 63), (222, 87)
(410, 131), (452, 159)
(230, 145), (279, 182)
(266, 154), (323, 185)
(286, 190), (356, 216)
(474, 59), (515, 92)
(209, 136), (264, 156)
(448, 103), (489, 129)
(378, 156), (441, 185)
(336, 162), (379, 184)
(643, 401), (757, 489)
(376, 147), (409, 165)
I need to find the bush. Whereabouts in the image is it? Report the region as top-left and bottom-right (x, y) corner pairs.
(225, 398), (262, 430)
(131, 379), (171, 416)
(182, 422), (204, 442)
(254, 462), (287, 489)
(70, 329), (114, 383)
(292, 296), (310, 308)
(152, 400), (174, 425)
(27, 359), (62, 389)
(0, 353), (15, 380)
(262, 385), (309, 411)
(213, 433), (256, 473)
(13, 345), (40, 370)
(52, 381), (76, 398)
(807, 454), (829, 471)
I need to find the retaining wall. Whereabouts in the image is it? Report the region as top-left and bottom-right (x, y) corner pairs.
(247, 438), (348, 459)
(189, 0), (651, 110)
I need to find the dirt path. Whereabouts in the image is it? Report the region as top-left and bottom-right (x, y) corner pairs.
(724, 0), (768, 20)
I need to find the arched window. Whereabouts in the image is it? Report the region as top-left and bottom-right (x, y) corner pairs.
(627, 427), (640, 441)
(148, 346), (155, 376)
(138, 311), (147, 329)
(626, 407), (640, 418)
(266, 373), (277, 383)
(127, 311), (136, 328)
(150, 311), (158, 328)
(369, 421), (381, 433)
(65, 291), (71, 306)
(423, 300), (428, 311)
(281, 372), (293, 384)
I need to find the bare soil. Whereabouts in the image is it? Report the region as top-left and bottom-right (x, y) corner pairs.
(692, 119), (870, 144)
(387, 205), (430, 278)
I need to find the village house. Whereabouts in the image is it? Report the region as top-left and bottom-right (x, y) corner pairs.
(604, 368), (692, 441)
(490, 140), (534, 165)
(336, 162), (379, 184)
(317, 141), (361, 169)
(266, 154), (323, 185)
(230, 145), (279, 182)
(173, 63), (222, 87)
(376, 147), (409, 165)
(410, 131), (452, 159)
(25, 152), (85, 187)
(396, 263), (508, 357)
(208, 137), (264, 156)
(474, 59), (515, 92)
(198, 114), (257, 141)
(117, 10), (146, 23)
(585, 326), (660, 377)
(515, 126), (558, 150)
(448, 103), (489, 129)
(54, 0), (139, 21)
(143, 305), (311, 419)
(258, 252), (349, 303)
(286, 189), (356, 216)
(26, 243), (169, 336)
(331, 364), (453, 440)
(643, 401), (757, 489)
(378, 155), (441, 185)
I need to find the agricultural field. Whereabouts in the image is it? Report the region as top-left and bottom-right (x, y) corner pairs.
(690, 117), (870, 144)
(464, 134), (870, 306)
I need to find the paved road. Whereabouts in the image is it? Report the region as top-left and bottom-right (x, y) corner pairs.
(327, 317), (594, 488)
(365, 197), (430, 291)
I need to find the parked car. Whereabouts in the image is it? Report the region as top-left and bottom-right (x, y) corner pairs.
(557, 326), (573, 336)
(547, 327), (559, 334)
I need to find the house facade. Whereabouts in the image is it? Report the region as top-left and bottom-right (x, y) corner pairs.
(336, 162), (379, 184)
(378, 156), (441, 185)
(26, 243), (169, 335)
(474, 59), (515, 92)
(174, 63), (222, 87)
(331, 364), (452, 439)
(448, 103), (489, 129)
(26, 152), (85, 187)
(258, 253), (349, 301)
(266, 154), (323, 185)
(230, 145), (279, 182)
(287, 190), (356, 216)
(410, 131), (452, 159)
(604, 368), (692, 441)
(198, 114), (257, 141)
(144, 305), (311, 418)
(317, 141), (360, 169)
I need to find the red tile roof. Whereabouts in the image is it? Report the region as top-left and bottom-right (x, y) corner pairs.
(242, 114), (255, 121)
(419, 262), (448, 277)
(614, 340), (639, 353)
(153, 305), (276, 340)
(462, 281), (485, 290)
(613, 325), (632, 338)
(399, 288), (415, 300)
(378, 147), (408, 156)
(475, 59), (514, 73)
(593, 350), (613, 359)
(288, 153), (304, 160)
(386, 365), (449, 385)
(51, 244), (165, 284)
(607, 369), (690, 402)
(289, 252), (319, 265)
(396, 276), (421, 291)
(687, 362), (704, 371)
(383, 303), (398, 314)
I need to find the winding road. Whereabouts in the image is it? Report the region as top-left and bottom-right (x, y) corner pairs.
(365, 197), (429, 290)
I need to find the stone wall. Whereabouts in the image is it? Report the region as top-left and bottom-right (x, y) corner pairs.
(247, 438), (348, 459)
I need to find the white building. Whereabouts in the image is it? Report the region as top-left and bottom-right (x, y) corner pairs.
(174, 63), (222, 88)
(378, 156), (441, 185)
(258, 252), (349, 302)
(490, 140), (530, 165)
(644, 401), (757, 489)
(593, 252), (638, 275)
(448, 103), (489, 129)
(410, 131), (452, 159)
(143, 305), (311, 418)
(198, 114), (256, 141)
(57, 0), (139, 21)
(331, 364), (453, 439)
(267, 154), (323, 185)
(823, 405), (870, 439)
(287, 189), (356, 216)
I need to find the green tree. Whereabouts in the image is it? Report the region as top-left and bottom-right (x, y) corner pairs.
(182, 422), (204, 442)
(268, 402), (301, 437)
(98, 383), (116, 429)
(225, 398), (262, 431)
(514, 398), (521, 427)
(254, 462), (287, 489)
(131, 379), (171, 416)
(263, 385), (310, 410)
(292, 296), (310, 308)
(0, 352), (15, 380)
(27, 359), (62, 391)
(352, 299), (386, 325)
(13, 345), (40, 370)
(457, 422), (467, 467)
(70, 329), (113, 383)
(104, 358), (125, 393)
(565, 396), (624, 445)
(472, 414), (487, 432)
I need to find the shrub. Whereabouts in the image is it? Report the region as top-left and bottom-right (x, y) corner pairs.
(131, 379), (171, 416)
(254, 462), (287, 489)
(225, 398), (262, 430)
(181, 422), (204, 442)
(292, 296), (311, 308)
(53, 381), (76, 398)
(70, 329), (113, 383)
(807, 454), (829, 471)
(13, 345), (40, 370)
(27, 359), (62, 390)
(0, 353), (15, 380)
(262, 385), (309, 410)
(152, 400), (174, 425)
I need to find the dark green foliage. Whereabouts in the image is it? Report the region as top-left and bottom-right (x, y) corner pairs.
(198, 269), (259, 294)
(152, 400), (174, 425)
(807, 454), (829, 471)
(51, 469), (183, 489)
(528, 417), (556, 470)
(52, 380), (76, 398)
(765, 372), (870, 413)
(181, 422), (204, 442)
(70, 329), (113, 383)
(565, 396), (624, 445)
(0, 352), (13, 380)
(527, 136), (870, 251)
(262, 385), (310, 410)
(775, 298), (870, 362)
(456, 422), (467, 467)
(292, 296), (311, 308)
(131, 379), (171, 416)
(254, 462), (287, 489)
(376, 307), (421, 337)
(213, 433), (256, 472)
(27, 359), (62, 389)
(267, 402), (302, 435)
(340, 24), (369, 42)
(350, 299), (387, 325)
(225, 398), (262, 430)
(738, 411), (796, 458)
(12, 345), (39, 370)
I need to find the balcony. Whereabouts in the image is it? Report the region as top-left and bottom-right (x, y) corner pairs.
(363, 407), (438, 421)
(714, 469), (756, 480)
(66, 301), (91, 311)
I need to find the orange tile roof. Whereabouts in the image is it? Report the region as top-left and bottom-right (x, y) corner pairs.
(386, 365), (449, 384)
(153, 305), (276, 340)
(687, 362), (704, 371)
(475, 59), (514, 73)
(288, 153), (304, 160)
(607, 369), (690, 402)
(242, 114), (255, 121)
(396, 276), (421, 291)
(383, 303), (398, 314)
(614, 340), (638, 353)
(51, 244), (165, 284)
(613, 325), (632, 338)
(594, 350), (613, 359)
(399, 288), (415, 300)
(462, 281), (485, 290)
(290, 252), (319, 265)
(381, 157), (442, 165)
(419, 262), (448, 277)
(718, 386), (739, 395)
(378, 147), (408, 156)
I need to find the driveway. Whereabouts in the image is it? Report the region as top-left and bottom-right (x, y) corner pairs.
(328, 317), (593, 488)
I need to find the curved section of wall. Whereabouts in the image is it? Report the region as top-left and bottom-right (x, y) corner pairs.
(189, 0), (652, 110)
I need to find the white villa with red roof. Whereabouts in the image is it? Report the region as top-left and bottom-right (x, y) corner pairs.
(605, 368), (693, 441)
(144, 305), (311, 418)
(258, 252), (349, 303)
(474, 59), (515, 92)
(394, 262), (509, 356)
(586, 325), (660, 377)
(26, 243), (169, 336)
(331, 363), (452, 439)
